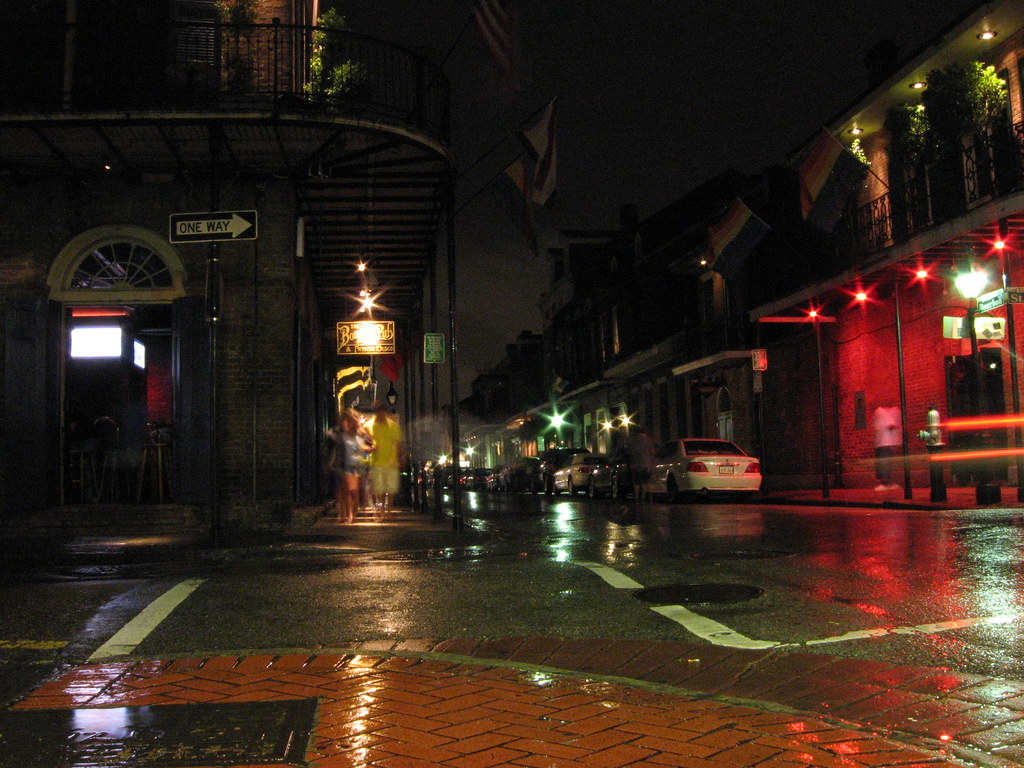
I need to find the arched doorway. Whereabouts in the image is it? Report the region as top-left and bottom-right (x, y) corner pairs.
(47, 226), (189, 504)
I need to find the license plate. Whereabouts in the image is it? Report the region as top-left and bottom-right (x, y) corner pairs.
(719, 465), (735, 474)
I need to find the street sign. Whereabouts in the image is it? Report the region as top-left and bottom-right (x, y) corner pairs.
(169, 210), (258, 243)
(977, 288), (1005, 313)
(1008, 287), (1024, 303)
(423, 333), (445, 364)
(336, 321), (395, 355)
(751, 348), (768, 371)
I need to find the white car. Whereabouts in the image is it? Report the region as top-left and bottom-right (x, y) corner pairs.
(648, 438), (761, 499)
(552, 453), (608, 495)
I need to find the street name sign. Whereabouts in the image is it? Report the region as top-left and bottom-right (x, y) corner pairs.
(977, 288), (1005, 313)
(337, 321), (395, 355)
(169, 211), (258, 243)
(977, 287), (1024, 313)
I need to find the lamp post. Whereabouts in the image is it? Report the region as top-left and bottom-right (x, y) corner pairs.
(954, 263), (1000, 504)
(996, 220), (1024, 501)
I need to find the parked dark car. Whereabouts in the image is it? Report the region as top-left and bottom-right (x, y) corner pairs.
(501, 456), (542, 492)
(459, 467), (491, 490)
(539, 447), (588, 495)
(485, 466), (506, 491)
(587, 448), (633, 498)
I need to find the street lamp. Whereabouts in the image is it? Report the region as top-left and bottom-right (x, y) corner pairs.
(954, 262), (1001, 504)
(386, 382), (397, 411)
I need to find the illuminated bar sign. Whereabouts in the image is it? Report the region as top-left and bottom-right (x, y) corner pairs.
(336, 321), (396, 355)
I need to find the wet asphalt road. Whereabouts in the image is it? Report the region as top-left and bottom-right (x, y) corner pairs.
(3, 491), (1024, 704)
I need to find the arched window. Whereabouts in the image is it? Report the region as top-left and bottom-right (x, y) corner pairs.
(48, 226), (186, 302)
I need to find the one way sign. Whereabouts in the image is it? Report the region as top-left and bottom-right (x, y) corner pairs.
(169, 210), (258, 243)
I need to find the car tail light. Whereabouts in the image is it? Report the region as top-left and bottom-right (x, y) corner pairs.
(745, 462), (760, 474)
(687, 461), (709, 473)
(580, 466), (593, 474)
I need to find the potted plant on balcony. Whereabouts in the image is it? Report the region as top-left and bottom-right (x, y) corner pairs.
(886, 61), (1008, 235)
(923, 61), (1008, 217)
(304, 9), (369, 108)
(217, 0), (261, 93)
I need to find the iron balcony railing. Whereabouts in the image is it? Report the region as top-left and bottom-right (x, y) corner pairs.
(837, 120), (1024, 262)
(0, 20), (449, 144)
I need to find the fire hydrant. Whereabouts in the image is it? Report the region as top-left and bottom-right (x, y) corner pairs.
(918, 406), (946, 502)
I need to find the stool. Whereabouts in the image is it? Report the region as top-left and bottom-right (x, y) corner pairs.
(98, 449), (128, 502)
(68, 448), (97, 502)
(137, 443), (171, 502)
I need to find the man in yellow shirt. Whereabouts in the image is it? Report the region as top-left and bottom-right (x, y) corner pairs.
(368, 400), (404, 514)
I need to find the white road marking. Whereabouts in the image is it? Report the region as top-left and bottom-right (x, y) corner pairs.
(578, 562), (645, 589)
(89, 578), (206, 661)
(650, 605), (781, 649)
(805, 613), (1021, 645)
(576, 562), (1023, 649)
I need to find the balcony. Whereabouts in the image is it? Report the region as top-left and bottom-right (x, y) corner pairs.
(0, 20), (449, 144)
(0, 20), (452, 321)
(837, 121), (1024, 261)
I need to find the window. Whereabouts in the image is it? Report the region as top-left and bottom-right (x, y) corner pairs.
(50, 226), (186, 303)
(611, 306), (620, 355)
(716, 387), (734, 441)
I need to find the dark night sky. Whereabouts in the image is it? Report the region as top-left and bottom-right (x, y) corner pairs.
(335, 0), (981, 393)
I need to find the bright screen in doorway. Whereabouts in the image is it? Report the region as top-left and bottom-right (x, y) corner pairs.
(133, 339), (146, 369)
(70, 326), (122, 358)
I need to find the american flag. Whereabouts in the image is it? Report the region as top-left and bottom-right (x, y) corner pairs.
(474, 0), (520, 95)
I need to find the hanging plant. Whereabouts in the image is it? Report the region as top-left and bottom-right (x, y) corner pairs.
(216, 0), (262, 92)
(304, 8), (369, 107)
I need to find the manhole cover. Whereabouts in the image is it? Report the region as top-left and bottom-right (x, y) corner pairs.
(689, 549), (793, 560)
(634, 583), (764, 605)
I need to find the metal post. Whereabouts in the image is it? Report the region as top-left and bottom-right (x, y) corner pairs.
(208, 126), (223, 546)
(892, 278), (913, 499)
(967, 300), (999, 504)
(446, 183), (462, 531)
(1000, 242), (1024, 500)
(814, 320), (829, 498)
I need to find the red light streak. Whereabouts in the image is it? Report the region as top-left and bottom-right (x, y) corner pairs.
(930, 447), (1024, 463)
(71, 307), (130, 317)
(944, 415), (1024, 431)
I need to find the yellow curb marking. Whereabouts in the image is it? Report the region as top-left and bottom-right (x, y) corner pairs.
(0, 640), (68, 650)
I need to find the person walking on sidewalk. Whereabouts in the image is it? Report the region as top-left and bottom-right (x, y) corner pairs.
(327, 409), (374, 523)
(368, 400), (404, 516)
(873, 405), (901, 491)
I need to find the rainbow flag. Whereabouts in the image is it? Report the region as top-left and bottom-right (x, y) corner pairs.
(491, 156), (538, 256)
(799, 130), (869, 232)
(709, 198), (769, 281)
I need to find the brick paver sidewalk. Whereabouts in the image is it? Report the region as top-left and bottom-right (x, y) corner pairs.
(12, 645), (979, 768)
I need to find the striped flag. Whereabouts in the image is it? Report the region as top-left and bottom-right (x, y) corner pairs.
(491, 156), (538, 255)
(708, 198), (770, 281)
(799, 130), (869, 232)
(519, 99), (557, 206)
(474, 0), (520, 95)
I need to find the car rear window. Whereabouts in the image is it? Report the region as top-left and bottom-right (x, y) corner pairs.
(684, 440), (746, 456)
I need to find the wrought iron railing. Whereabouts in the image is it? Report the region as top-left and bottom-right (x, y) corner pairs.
(837, 121), (1024, 262)
(0, 21), (449, 143)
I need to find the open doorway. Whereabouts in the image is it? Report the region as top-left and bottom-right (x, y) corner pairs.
(63, 304), (173, 503)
